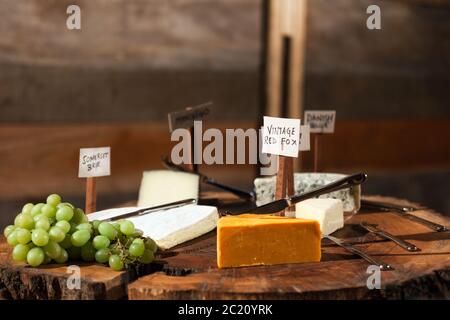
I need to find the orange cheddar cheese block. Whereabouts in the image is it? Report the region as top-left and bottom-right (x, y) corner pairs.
(217, 214), (321, 268)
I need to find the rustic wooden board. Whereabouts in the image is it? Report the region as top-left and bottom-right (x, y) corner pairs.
(128, 196), (450, 300)
(0, 238), (161, 300)
(0, 191), (233, 300)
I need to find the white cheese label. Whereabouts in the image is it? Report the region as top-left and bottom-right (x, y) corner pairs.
(299, 125), (311, 151)
(304, 110), (336, 134)
(78, 147), (111, 178)
(168, 102), (212, 132)
(262, 116), (300, 158)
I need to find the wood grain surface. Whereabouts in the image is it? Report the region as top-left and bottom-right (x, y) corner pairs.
(128, 196), (450, 300)
(1, 195), (449, 300)
(0, 238), (161, 299)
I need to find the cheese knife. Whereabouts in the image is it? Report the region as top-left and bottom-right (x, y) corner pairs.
(326, 235), (394, 271)
(360, 222), (421, 252)
(102, 198), (197, 222)
(361, 199), (420, 213)
(361, 199), (448, 232)
(162, 156), (256, 200)
(229, 172), (368, 215)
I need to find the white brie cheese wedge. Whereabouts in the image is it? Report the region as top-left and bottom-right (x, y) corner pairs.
(137, 170), (200, 207)
(88, 205), (219, 250)
(295, 198), (344, 236)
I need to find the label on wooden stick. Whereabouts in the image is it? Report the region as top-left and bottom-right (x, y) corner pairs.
(168, 102), (212, 132)
(262, 116), (300, 158)
(78, 147), (111, 178)
(304, 110), (336, 134)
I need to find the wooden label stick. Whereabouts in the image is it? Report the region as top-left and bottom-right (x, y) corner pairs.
(168, 102), (212, 173)
(304, 110), (336, 172)
(187, 126), (198, 173)
(313, 133), (320, 172)
(275, 156), (294, 216)
(85, 177), (96, 214)
(78, 146), (111, 215)
(262, 116), (300, 215)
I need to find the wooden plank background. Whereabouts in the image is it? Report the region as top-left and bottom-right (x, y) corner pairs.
(1, 120), (449, 201)
(0, 0), (449, 226)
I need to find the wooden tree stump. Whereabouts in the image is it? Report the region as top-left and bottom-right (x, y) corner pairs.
(1, 195), (449, 300)
(128, 196), (450, 300)
(0, 240), (160, 300)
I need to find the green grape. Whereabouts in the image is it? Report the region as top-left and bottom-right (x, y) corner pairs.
(69, 222), (78, 234)
(48, 217), (56, 225)
(67, 246), (81, 260)
(59, 234), (73, 249)
(48, 226), (66, 243)
(71, 209), (83, 224)
(46, 194), (62, 207)
(92, 220), (101, 230)
(98, 222), (117, 241)
(108, 255), (124, 271)
(43, 241), (62, 259)
(76, 223), (93, 234)
(22, 203), (34, 215)
(72, 208), (88, 224)
(7, 231), (19, 246)
(31, 229), (49, 246)
(129, 241), (145, 257)
(80, 242), (96, 262)
(54, 248), (68, 264)
(95, 248), (110, 263)
(139, 249), (154, 264)
(43, 253), (52, 265)
(35, 217), (50, 231)
(120, 220), (135, 236)
(92, 235), (110, 250)
(55, 221), (71, 234)
(12, 243), (30, 261)
(33, 213), (46, 222)
(15, 213), (35, 230)
(27, 247), (45, 267)
(70, 230), (91, 247)
(132, 238), (144, 245)
(15, 228), (32, 245)
(3, 225), (15, 238)
(144, 238), (158, 253)
(41, 204), (57, 219)
(30, 203), (45, 217)
(56, 206), (74, 221)
(57, 202), (75, 210)
(132, 229), (144, 237)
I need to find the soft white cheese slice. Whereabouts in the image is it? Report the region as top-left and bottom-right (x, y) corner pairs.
(88, 205), (219, 250)
(137, 170), (200, 207)
(295, 198), (344, 236)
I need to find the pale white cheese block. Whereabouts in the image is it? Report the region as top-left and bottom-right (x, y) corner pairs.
(88, 205), (218, 250)
(295, 199), (344, 236)
(137, 170), (200, 207)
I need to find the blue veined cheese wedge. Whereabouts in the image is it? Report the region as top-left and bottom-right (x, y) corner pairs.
(254, 173), (361, 213)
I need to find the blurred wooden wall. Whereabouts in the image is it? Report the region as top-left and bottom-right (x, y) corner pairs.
(0, 0), (450, 224)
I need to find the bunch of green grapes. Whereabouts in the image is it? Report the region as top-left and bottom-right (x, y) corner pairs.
(3, 194), (157, 271)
